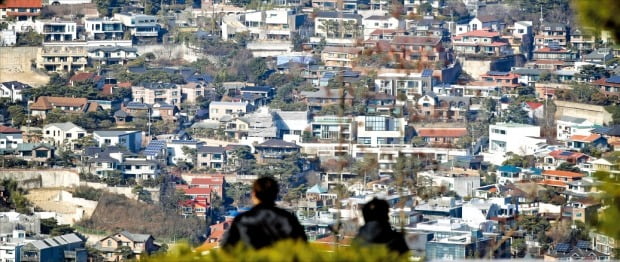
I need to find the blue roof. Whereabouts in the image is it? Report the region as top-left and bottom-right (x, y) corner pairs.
(606, 76), (620, 84)
(307, 184), (327, 194)
(422, 69), (433, 77)
(498, 165), (521, 173)
(144, 140), (166, 156)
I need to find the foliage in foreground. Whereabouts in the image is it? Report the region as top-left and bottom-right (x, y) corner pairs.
(145, 240), (410, 262)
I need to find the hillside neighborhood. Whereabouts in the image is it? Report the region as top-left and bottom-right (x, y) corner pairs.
(1, 0), (620, 261)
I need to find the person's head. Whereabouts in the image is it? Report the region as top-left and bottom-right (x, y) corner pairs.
(251, 176), (279, 205)
(362, 198), (390, 223)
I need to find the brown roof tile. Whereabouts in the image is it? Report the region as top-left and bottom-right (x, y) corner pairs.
(29, 96), (88, 111)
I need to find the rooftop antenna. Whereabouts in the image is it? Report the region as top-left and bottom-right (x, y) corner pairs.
(539, 5), (544, 25)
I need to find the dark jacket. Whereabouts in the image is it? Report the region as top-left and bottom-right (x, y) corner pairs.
(220, 203), (307, 249)
(355, 221), (409, 255)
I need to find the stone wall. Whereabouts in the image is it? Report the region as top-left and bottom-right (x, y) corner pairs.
(554, 100), (613, 125)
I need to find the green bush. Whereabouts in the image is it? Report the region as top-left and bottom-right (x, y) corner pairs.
(145, 240), (410, 262)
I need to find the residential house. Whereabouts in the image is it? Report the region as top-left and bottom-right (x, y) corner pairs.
(414, 197), (462, 219)
(512, 67), (543, 86)
(418, 169), (480, 197)
(254, 139), (300, 163)
(88, 46), (139, 65)
(298, 87), (354, 111)
(97, 231), (158, 261)
(151, 102), (176, 122)
(42, 122), (87, 151)
(496, 165), (522, 185)
(0, 126), (22, 152)
(462, 197), (518, 227)
(593, 76), (620, 97)
(34, 19), (77, 42)
(93, 130), (142, 153)
(591, 232), (619, 256)
(19, 233), (86, 262)
(0, 0), (42, 22)
(16, 143), (54, 164)
(183, 187), (212, 206)
(312, 11), (362, 45)
(84, 17), (125, 40)
(544, 241), (609, 261)
(488, 122), (543, 156)
(532, 46), (577, 62)
(542, 150), (589, 171)
(209, 101), (250, 121)
(36, 45), (88, 72)
(362, 16), (400, 39)
(415, 127), (468, 147)
(539, 170), (584, 188)
(273, 110), (310, 138)
(113, 13), (158, 39)
(196, 146), (226, 170)
(320, 46), (362, 68)
(479, 71), (520, 90)
(583, 48), (614, 65)
(535, 22), (569, 50)
(556, 116), (594, 141)
(469, 15), (504, 32)
(389, 36), (446, 63)
(226, 107), (278, 144)
(189, 176), (225, 199)
(570, 28), (596, 53)
(0, 81), (31, 102)
(180, 83), (209, 105)
(355, 115), (407, 147)
(522, 101), (544, 119)
(122, 158), (160, 180)
(452, 29), (512, 57)
(68, 72), (103, 87)
(365, 92), (402, 116)
(29, 96), (94, 119)
(309, 115), (356, 143)
(82, 146), (125, 177)
(566, 134), (608, 151)
(167, 140), (202, 165)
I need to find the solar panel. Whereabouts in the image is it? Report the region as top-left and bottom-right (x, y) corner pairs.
(556, 243), (570, 252)
(422, 69), (433, 77)
(607, 76), (620, 84)
(576, 240), (590, 249)
(560, 151), (573, 156)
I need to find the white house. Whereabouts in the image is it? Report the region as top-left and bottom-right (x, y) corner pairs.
(468, 15), (504, 32)
(34, 19), (77, 42)
(354, 115), (407, 147)
(418, 169), (481, 197)
(362, 16), (400, 40)
(374, 70), (434, 100)
(84, 17), (124, 40)
(87, 46), (138, 65)
(113, 13), (158, 38)
(311, 11), (362, 45)
(488, 122), (544, 156)
(42, 122), (87, 151)
(0, 81), (31, 102)
(167, 140), (203, 165)
(93, 130), (142, 153)
(556, 116), (594, 141)
(0, 126), (23, 150)
(273, 110), (310, 140)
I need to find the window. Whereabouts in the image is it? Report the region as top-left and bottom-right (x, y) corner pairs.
(107, 240), (112, 246)
(365, 116), (387, 131)
(66, 133), (72, 138)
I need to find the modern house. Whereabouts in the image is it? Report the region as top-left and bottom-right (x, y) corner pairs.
(93, 130), (142, 153)
(209, 101), (250, 121)
(0, 81), (31, 102)
(36, 45), (88, 72)
(84, 17), (125, 40)
(311, 11), (362, 45)
(87, 46), (139, 65)
(0, 126), (23, 151)
(538, 170), (585, 188)
(488, 122), (543, 156)
(452, 29), (512, 57)
(34, 19), (77, 42)
(113, 13), (159, 39)
(415, 128), (468, 147)
(196, 146), (227, 170)
(254, 139), (300, 163)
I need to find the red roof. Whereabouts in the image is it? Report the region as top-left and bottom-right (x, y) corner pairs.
(70, 72), (101, 83)
(543, 170), (585, 178)
(0, 0), (42, 8)
(369, 29), (399, 35)
(525, 102), (543, 110)
(454, 30), (501, 39)
(569, 134), (602, 143)
(0, 126), (22, 133)
(538, 179), (568, 188)
(191, 176), (224, 186)
(535, 47), (570, 53)
(417, 128), (468, 137)
(184, 187), (212, 195)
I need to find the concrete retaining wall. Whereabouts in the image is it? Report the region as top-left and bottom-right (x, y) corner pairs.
(0, 169), (80, 188)
(555, 100), (613, 125)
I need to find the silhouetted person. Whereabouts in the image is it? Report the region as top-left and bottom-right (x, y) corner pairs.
(355, 198), (409, 255)
(221, 177), (307, 249)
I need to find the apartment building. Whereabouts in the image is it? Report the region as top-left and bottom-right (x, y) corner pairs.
(534, 22), (569, 50)
(374, 70), (434, 100)
(132, 83), (181, 105)
(312, 11), (362, 45)
(209, 101), (250, 121)
(389, 36), (446, 63)
(36, 45), (88, 72)
(320, 46), (362, 68)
